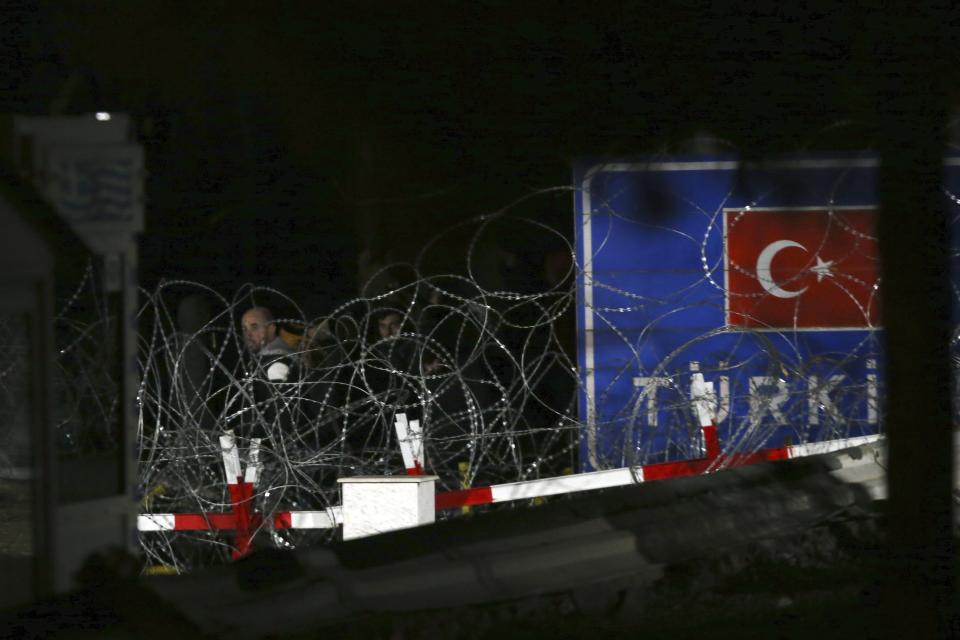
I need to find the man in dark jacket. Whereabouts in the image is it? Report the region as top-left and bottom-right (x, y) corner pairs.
(237, 305), (299, 448)
(241, 306), (294, 382)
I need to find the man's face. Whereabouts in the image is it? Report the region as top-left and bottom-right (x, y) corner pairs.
(377, 313), (403, 339)
(242, 310), (275, 353)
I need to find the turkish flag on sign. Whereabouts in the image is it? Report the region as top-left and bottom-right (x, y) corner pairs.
(724, 208), (880, 329)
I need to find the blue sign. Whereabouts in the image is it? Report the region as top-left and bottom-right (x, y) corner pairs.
(574, 154), (960, 471)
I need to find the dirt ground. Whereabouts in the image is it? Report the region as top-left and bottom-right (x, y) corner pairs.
(0, 478), (33, 557)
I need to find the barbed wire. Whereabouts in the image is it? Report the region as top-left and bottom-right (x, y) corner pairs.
(130, 200), (585, 569)
(36, 178), (960, 572)
(133, 192), (900, 571)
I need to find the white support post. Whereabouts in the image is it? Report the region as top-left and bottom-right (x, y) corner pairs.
(394, 413), (425, 474)
(243, 438), (262, 485)
(690, 372), (716, 428)
(408, 419), (424, 471)
(219, 431), (242, 484)
(337, 475), (438, 540)
(690, 370), (721, 459)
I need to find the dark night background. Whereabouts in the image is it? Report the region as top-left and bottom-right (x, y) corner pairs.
(4, 2), (960, 636)
(1, 3), (898, 315)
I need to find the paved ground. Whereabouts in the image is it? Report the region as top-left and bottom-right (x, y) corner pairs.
(2, 505), (955, 639)
(319, 511), (896, 640)
(0, 478), (35, 610)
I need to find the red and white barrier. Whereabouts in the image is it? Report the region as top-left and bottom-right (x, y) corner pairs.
(137, 431), (342, 558)
(137, 507), (342, 532)
(435, 433), (881, 510)
(139, 413), (882, 550)
(429, 366), (879, 511)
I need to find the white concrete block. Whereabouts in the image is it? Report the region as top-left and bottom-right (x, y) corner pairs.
(338, 476), (438, 540)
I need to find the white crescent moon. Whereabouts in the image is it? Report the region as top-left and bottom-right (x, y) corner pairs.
(755, 240), (807, 299)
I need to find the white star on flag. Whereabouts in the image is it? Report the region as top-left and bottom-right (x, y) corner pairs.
(811, 256), (834, 282)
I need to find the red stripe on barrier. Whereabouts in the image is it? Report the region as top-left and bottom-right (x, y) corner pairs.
(642, 446), (791, 481)
(761, 447), (791, 462)
(406, 462), (424, 476)
(227, 479), (259, 558)
(718, 448), (791, 467)
(641, 458), (710, 481)
(435, 486), (493, 510)
(703, 425), (721, 460)
(273, 512), (293, 530)
(173, 513), (240, 531)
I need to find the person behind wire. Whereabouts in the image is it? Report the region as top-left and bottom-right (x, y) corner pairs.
(238, 306), (299, 519)
(241, 306), (295, 383)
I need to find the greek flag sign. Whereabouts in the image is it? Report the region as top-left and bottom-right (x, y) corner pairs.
(574, 154), (960, 472)
(44, 144), (144, 231)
